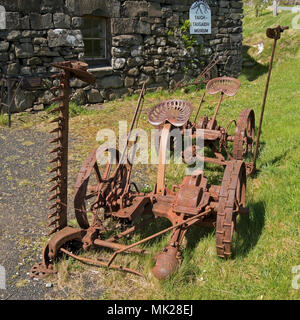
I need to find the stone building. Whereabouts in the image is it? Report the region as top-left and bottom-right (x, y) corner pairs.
(0, 0), (243, 113)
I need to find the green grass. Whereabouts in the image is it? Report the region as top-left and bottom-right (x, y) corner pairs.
(46, 102), (98, 118)
(0, 113), (8, 126)
(30, 7), (300, 300)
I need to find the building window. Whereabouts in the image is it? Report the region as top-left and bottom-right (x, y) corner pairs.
(82, 15), (110, 67)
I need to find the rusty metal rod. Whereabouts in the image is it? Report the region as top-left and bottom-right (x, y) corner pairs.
(106, 226), (136, 243)
(208, 92), (224, 130)
(253, 26), (288, 172)
(7, 79), (12, 128)
(94, 239), (149, 254)
(107, 208), (211, 267)
(157, 123), (172, 194)
(60, 247), (143, 277)
(252, 38), (277, 171)
(119, 82), (146, 166)
(7, 78), (24, 128)
(106, 216), (154, 242)
(193, 92), (206, 126)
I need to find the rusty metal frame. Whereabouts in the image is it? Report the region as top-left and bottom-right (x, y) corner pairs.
(31, 62), (250, 280)
(31, 26), (287, 280)
(250, 25), (289, 174)
(172, 51), (228, 92)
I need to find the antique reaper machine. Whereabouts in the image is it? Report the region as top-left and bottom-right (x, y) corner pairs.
(31, 25), (287, 280)
(153, 76), (256, 175)
(31, 61), (248, 280)
(168, 25), (289, 175)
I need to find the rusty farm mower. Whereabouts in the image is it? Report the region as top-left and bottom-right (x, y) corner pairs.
(30, 26), (287, 281)
(158, 25), (289, 176)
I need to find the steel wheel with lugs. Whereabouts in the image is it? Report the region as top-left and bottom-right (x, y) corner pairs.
(216, 160), (246, 258)
(233, 109), (255, 160)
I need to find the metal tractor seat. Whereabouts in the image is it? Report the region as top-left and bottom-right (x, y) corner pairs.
(148, 99), (194, 127)
(206, 77), (241, 97)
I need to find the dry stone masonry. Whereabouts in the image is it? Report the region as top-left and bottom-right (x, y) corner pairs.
(0, 0), (243, 113)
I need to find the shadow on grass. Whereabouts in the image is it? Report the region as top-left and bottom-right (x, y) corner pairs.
(242, 45), (269, 82)
(249, 139), (290, 178)
(137, 216), (172, 246)
(58, 200), (264, 283)
(179, 200), (265, 270)
(234, 200), (266, 258)
(185, 225), (214, 252)
(264, 148), (290, 167)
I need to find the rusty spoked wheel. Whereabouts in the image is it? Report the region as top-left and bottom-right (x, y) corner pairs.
(74, 146), (126, 229)
(216, 160), (246, 259)
(233, 109), (255, 160)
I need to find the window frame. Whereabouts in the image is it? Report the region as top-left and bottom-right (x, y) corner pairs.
(81, 15), (111, 68)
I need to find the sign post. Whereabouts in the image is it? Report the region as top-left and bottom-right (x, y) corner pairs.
(190, 1), (211, 35)
(273, 0), (278, 17)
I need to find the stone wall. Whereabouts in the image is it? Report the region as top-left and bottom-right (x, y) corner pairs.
(0, 0), (244, 113)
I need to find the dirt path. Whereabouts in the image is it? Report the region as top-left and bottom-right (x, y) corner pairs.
(0, 128), (53, 300)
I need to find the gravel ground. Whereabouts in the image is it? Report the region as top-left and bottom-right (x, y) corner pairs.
(0, 128), (55, 300)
